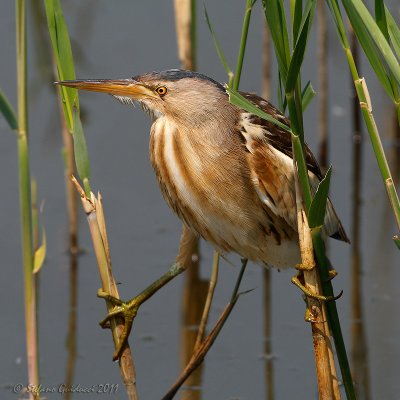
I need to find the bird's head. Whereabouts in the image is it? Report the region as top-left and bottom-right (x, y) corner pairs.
(57, 69), (237, 128)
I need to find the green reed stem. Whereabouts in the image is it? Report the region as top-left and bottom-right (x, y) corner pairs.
(16, 0), (40, 396)
(233, 0), (254, 91)
(280, 2), (356, 397)
(288, 81), (357, 400)
(328, 0), (400, 244)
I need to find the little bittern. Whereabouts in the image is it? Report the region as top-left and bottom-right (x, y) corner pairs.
(58, 70), (348, 359)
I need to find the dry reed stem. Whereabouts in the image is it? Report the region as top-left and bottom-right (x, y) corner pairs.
(162, 298), (238, 400)
(298, 210), (337, 400)
(71, 176), (138, 400)
(293, 165), (339, 399)
(193, 250), (219, 352)
(173, 0), (194, 70)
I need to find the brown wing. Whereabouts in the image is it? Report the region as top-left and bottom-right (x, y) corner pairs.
(238, 91), (349, 243)
(239, 92), (324, 180)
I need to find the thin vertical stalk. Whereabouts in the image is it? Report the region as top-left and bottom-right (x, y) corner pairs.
(390, 106), (400, 184)
(194, 251), (219, 351)
(57, 73), (79, 253)
(232, 0), (254, 91)
(174, 0), (195, 70)
(16, 0), (40, 397)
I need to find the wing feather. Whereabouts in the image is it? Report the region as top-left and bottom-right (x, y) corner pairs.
(238, 91), (350, 243)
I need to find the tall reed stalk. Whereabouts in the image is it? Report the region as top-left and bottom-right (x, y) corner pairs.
(326, 0), (400, 247)
(16, 1), (40, 397)
(44, 1), (137, 397)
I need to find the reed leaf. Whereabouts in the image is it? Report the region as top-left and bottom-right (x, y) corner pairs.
(227, 87), (291, 132)
(308, 166), (332, 228)
(385, 6), (400, 59)
(342, 0), (400, 85)
(44, 0), (77, 131)
(0, 89), (18, 131)
(286, 7), (314, 93)
(33, 228), (47, 274)
(343, 0), (394, 99)
(72, 108), (90, 196)
(301, 81), (315, 111)
(262, 0), (291, 81)
(204, 6), (233, 81)
(374, 0), (389, 40)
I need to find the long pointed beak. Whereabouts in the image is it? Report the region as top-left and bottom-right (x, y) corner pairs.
(55, 79), (157, 99)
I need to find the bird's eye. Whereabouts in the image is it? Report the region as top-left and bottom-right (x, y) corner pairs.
(156, 86), (167, 96)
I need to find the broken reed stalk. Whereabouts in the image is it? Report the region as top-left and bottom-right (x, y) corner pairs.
(293, 163), (340, 400)
(16, 0), (40, 397)
(71, 177), (137, 400)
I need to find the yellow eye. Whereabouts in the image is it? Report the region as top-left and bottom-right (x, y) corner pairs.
(156, 86), (167, 96)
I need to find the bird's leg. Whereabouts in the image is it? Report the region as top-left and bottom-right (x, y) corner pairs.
(98, 262), (187, 360)
(291, 271), (342, 302)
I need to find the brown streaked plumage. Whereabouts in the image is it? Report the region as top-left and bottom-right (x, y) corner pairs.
(58, 69), (349, 269)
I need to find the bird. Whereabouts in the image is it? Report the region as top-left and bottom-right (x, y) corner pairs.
(57, 69), (349, 359)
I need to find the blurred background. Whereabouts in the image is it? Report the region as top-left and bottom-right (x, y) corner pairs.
(0, 1), (399, 399)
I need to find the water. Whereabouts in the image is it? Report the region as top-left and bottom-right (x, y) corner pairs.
(0, 1), (399, 399)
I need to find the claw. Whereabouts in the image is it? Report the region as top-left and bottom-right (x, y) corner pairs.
(291, 272), (342, 302)
(97, 289), (141, 361)
(326, 267), (338, 282)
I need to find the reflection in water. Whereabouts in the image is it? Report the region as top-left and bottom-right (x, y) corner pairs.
(350, 33), (371, 400)
(173, 3), (208, 398)
(64, 253), (79, 400)
(317, 0), (329, 173)
(178, 227), (208, 400)
(262, 20), (274, 400)
(263, 270), (274, 400)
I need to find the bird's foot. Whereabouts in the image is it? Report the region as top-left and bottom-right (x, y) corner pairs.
(295, 262), (315, 271)
(291, 272), (342, 302)
(97, 289), (141, 361)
